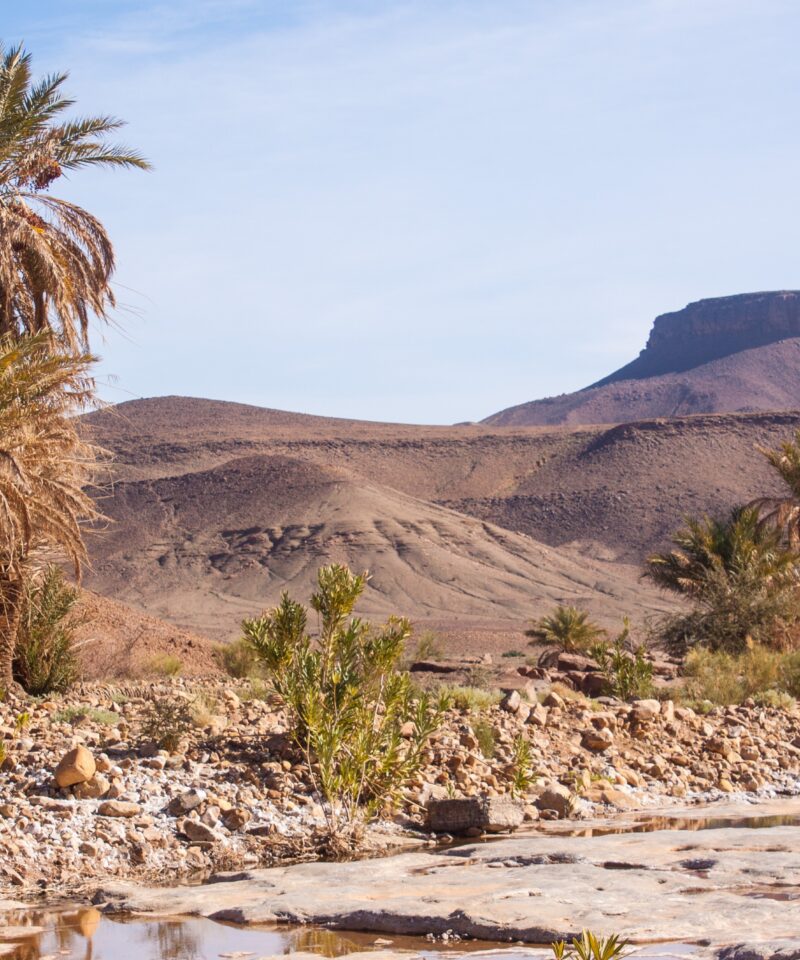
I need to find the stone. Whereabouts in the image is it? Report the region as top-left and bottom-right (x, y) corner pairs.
(181, 819), (219, 843)
(73, 774), (111, 800)
(168, 788), (207, 816)
(54, 745), (96, 788)
(527, 703), (549, 727)
(631, 700), (661, 723)
(97, 800), (142, 818)
(535, 783), (573, 818)
(500, 690), (521, 713)
(222, 807), (251, 831)
(582, 727), (614, 752)
(427, 796), (525, 834)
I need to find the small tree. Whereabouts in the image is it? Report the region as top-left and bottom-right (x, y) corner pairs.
(526, 604), (606, 652)
(243, 564), (446, 845)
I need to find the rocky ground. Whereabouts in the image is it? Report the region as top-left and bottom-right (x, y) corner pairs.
(2, 672), (800, 897)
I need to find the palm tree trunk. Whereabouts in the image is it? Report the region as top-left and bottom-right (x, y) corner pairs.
(0, 574), (22, 689)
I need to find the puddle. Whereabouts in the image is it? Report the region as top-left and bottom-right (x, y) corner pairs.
(0, 906), (701, 960)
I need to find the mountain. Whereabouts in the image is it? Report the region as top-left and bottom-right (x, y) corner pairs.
(484, 291), (800, 426)
(85, 452), (669, 639)
(83, 397), (800, 641)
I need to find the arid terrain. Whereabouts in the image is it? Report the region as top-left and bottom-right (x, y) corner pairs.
(486, 291), (800, 425)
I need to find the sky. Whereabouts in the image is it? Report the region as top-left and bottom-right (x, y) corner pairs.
(6, 0), (800, 423)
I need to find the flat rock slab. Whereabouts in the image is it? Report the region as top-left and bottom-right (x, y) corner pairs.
(96, 824), (800, 947)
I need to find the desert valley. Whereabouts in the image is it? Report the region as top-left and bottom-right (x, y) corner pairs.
(4, 13), (800, 960)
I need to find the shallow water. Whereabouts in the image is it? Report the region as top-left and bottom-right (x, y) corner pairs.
(0, 907), (700, 960)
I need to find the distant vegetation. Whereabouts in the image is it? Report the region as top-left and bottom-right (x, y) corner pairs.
(0, 41), (148, 691)
(526, 604), (605, 652)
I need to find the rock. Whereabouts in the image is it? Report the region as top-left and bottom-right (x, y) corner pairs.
(181, 819), (219, 843)
(54, 745), (96, 787)
(73, 774), (111, 800)
(527, 703), (549, 727)
(631, 700), (661, 723)
(500, 690), (521, 713)
(222, 807), (251, 831)
(535, 783), (574, 818)
(428, 796), (525, 834)
(168, 788), (207, 816)
(582, 727), (614, 752)
(97, 800), (142, 818)
(543, 691), (565, 709)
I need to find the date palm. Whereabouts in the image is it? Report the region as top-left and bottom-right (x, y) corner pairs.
(0, 42), (149, 349)
(526, 604), (606, 652)
(748, 429), (800, 548)
(0, 333), (102, 687)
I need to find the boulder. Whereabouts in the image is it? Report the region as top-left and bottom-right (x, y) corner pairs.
(500, 690), (521, 713)
(631, 699), (661, 723)
(182, 819), (220, 843)
(97, 800), (141, 818)
(582, 727), (614, 752)
(54, 745), (96, 788)
(428, 796), (525, 834)
(535, 783), (574, 819)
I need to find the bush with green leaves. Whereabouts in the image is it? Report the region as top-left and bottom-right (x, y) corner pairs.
(646, 507), (800, 653)
(682, 642), (800, 706)
(590, 620), (653, 700)
(507, 733), (537, 796)
(552, 931), (629, 960)
(527, 605), (606, 653)
(243, 564), (447, 839)
(13, 566), (83, 695)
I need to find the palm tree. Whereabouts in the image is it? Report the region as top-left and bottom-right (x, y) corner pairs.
(644, 507), (800, 651)
(748, 430), (800, 548)
(526, 604), (606, 652)
(0, 43), (149, 349)
(0, 333), (102, 687)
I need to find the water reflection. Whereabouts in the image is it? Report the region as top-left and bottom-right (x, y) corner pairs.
(529, 812), (800, 839)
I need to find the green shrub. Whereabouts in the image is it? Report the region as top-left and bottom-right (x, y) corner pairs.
(444, 685), (500, 712)
(552, 930), (630, 960)
(682, 643), (800, 706)
(411, 630), (444, 662)
(243, 564), (447, 840)
(13, 566), (83, 695)
(590, 620), (653, 700)
(527, 605), (606, 652)
(502, 649), (524, 658)
(140, 697), (193, 752)
(507, 734), (537, 796)
(472, 718), (497, 757)
(215, 638), (264, 679)
(54, 705), (117, 726)
(145, 652), (183, 677)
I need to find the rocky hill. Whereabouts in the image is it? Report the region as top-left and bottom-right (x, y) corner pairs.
(82, 397), (800, 642)
(485, 291), (800, 425)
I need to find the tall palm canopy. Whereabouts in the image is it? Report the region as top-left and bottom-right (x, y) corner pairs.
(0, 333), (103, 685)
(0, 42), (150, 349)
(748, 430), (800, 548)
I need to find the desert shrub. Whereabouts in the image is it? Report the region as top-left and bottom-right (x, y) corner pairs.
(507, 734), (537, 796)
(243, 564), (447, 839)
(646, 507), (800, 653)
(552, 931), (629, 960)
(682, 643), (800, 706)
(140, 697), (194, 752)
(472, 718), (497, 757)
(145, 652), (183, 677)
(0, 711), (30, 767)
(502, 649), (524, 658)
(527, 605), (606, 653)
(590, 620), (653, 700)
(13, 566), (83, 695)
(54, 705), (117, 726)
(215, 638), (264, 679)
(444, 685), (500, 712)
(412, 630), (444, 661)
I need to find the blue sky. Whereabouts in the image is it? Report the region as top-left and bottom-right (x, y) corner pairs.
(7, 1), (800, 423)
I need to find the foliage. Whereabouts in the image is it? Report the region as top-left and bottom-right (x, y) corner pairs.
(443, 685), (500, 712)
(681, 642), (800, 706)
(645, 507), (800, 653)
(53, 705), (117, 726)
(0, 709), (29, 767)
(140, 697), (194, 752)
(243, 564), (447, 839)
(551, 931), (630, 960)
(13, 565), (83, 694)
(411, 630), (444, 662)
(590, 620), (653, 700)
(748, 429), (800, 548)
(507, 733), (537, 796)
(472, 718), (497, 758)
(0, 43), (149, 349)
(145, 652), (183, 677)
(527, 605), (606, 652)
(502, 649), (524, 658)
(0, 335), (103, 686)
(215, 637), (264, 679)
